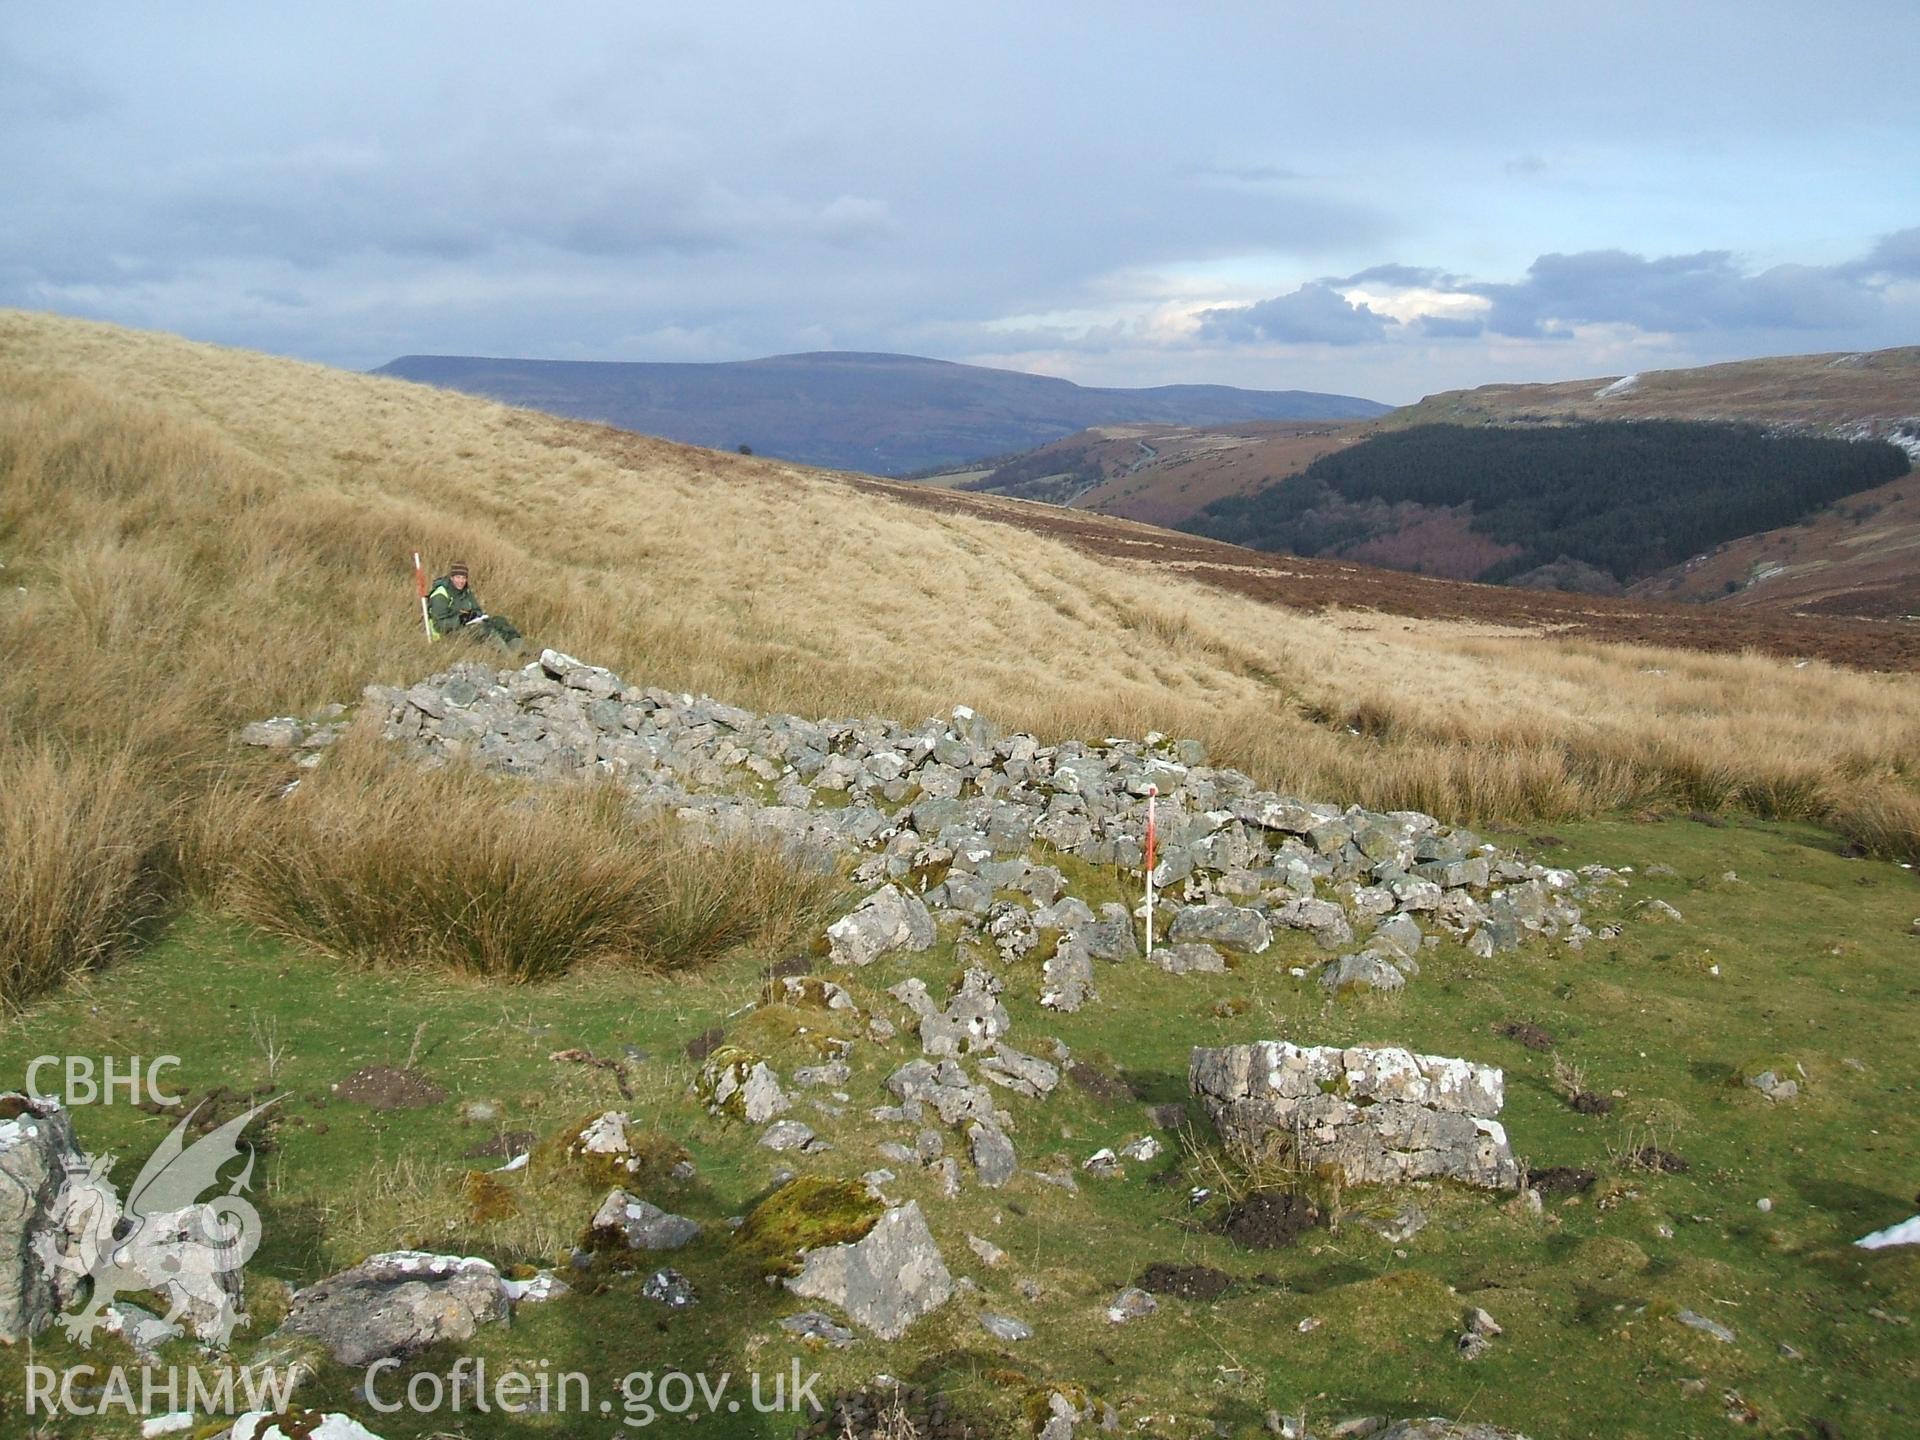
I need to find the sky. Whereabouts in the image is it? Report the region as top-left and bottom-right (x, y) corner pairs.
(4, 2), (1917, 404)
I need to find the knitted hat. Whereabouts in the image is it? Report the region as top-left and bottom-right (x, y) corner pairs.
(449, 562), (469, 578)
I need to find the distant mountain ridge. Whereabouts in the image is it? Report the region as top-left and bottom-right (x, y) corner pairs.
(371, 350), (1388, 475)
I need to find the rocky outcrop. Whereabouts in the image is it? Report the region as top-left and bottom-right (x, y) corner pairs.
(587, 1191), (701, 1251)
(0, 1095), (100, 1342)
(275, 1251), (509, 1366)
(783, 1201), (953, 1340)
(694, 1047), (790, 1124)
(1189, 1042), (1521, 1190)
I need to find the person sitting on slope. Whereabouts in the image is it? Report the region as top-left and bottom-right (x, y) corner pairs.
(426, 562), (526, 655)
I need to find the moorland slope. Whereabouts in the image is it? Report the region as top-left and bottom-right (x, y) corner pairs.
(3, 310), (1918, 1439)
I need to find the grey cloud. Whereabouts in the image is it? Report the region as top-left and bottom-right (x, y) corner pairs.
(1414, 314), (1485, 338)
(2, 2), (1915, 388)
(1842, 226), (1920, 280)
(1199, 282), (1397, 346)
(1334, 263), (1456, 289)
(0, 44), (112, 124)
(1468, 246), (1886, 338)
(1202, 226), (1920, 352)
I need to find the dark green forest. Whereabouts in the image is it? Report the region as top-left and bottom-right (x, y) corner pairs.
(1183, 421), (1911, 583)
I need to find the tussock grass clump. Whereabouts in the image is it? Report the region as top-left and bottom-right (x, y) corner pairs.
(1828, 781), (1920, 861)
(227, 743), (838, 982)
(0, 744), (174, 1009)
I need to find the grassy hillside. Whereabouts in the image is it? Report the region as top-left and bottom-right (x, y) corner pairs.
(1632, 469), (1920, 618)
(934, 421), (1367, 525)
(1389, 345), (1920, 435)
(4, 307), (1920, 1007)
(3, 311), (1919, 1439)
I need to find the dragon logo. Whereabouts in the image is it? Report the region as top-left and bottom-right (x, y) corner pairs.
(35, 1098), (278, 1349)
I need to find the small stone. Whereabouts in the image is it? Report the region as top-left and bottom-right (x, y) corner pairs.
(979, 1312), (1033, 1342)
(968, 1120), (1017, 1188)
(1105, 1286), (1157, 1323)
(759, 1119), (818, 1152)
(1674, 1309), (1735, 1343)
(1465, 1306), (1502, 1337)
(589, 1191), (701, 1251)
(643, 1268), (697, 1308)
(779, 1310), (856, 1348)
(967, 1234), (1008, 1268)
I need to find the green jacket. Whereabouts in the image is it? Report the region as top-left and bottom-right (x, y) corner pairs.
(426, 576), (482, 635)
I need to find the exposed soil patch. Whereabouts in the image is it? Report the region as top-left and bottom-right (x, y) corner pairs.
(1528, 1166), (1599, 1196)
(685, 1024), (725, 1062)
(1570, 1091), (1616, 1116)
(1632, 1146), (1691, 1174)
(1146, 1102), (1189, 1130)
(547, 1046), (636, 1099)
(332, 1065), (446, 1111)
(1066, 1061), (1135, 1103)
(767, 953), (815, 981)
(1136, 1262), (1234, 1301)
(137, 1083), (283, 1141)
(1221, 1190), (1322, 1249)
(1496, 1021), (1557, 1051)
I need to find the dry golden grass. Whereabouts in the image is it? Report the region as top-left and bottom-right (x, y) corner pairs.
(3, 307), (1917, 1003)
(225, 740), (840, 983)
(0, 743), (173, 1007)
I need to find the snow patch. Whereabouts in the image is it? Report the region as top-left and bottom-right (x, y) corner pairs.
(1593, 373), (1640, 400)
(1856, 1214), (1920, 1250)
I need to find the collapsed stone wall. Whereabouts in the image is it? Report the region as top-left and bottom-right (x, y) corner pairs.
(255, 649), (1618, 992)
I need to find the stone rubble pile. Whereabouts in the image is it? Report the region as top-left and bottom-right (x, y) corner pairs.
(265, 649), (1619, 995)
(220, 651), (1646, 1418)
(246, 650), (1634, 1199)
(1188, 1042), (1523, 1190)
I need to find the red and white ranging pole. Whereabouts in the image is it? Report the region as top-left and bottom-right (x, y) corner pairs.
(1144, 783), (1158, 961)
